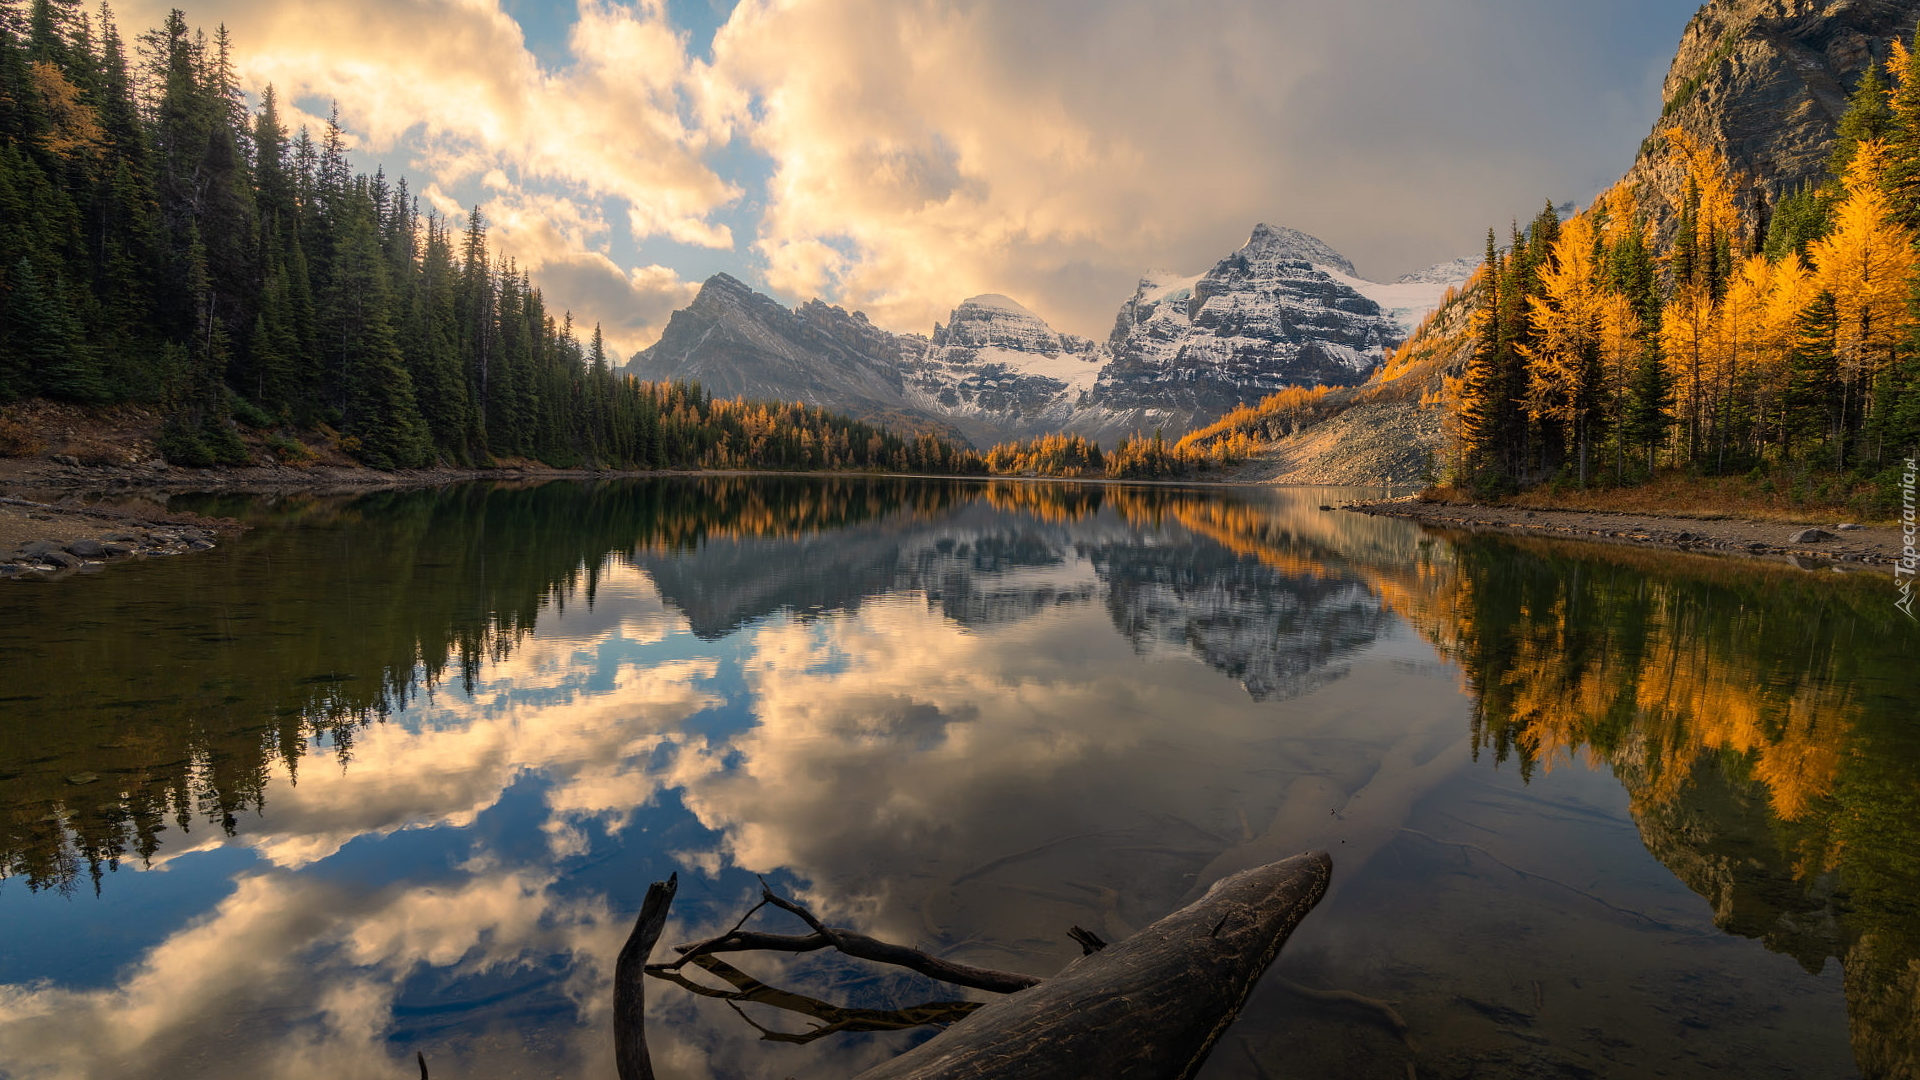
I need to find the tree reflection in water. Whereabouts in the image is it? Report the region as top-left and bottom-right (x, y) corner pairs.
(0, 477), (1912, 1079)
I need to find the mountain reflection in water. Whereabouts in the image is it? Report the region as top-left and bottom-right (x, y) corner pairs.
(0, 477), (1912, 1080)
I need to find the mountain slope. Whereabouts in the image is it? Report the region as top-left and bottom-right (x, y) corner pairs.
(624, 274), (976, 440)
(1254, 0), (1920, 486)
(900, 294), (1105, 446)
(1075, 224), (1414, 443)
(1627, 0), (1920, 241)
(627, 228), (1470, 449)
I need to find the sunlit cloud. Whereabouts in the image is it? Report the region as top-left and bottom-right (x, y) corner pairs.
(118, 0), (1682, 352)
(141, 565), (706, 870)
(709, 0), (1676, 337)
(0, 867), (609, 1079)
(118, 0), (726, 353)
(655, 589), (1467, 962)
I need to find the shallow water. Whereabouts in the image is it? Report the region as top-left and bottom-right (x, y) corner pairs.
(0, 477), (1913, 1079)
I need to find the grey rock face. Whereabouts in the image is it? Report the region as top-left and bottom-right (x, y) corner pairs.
(66, 539), (105, 558)
(1077, 224), (1405, 441)
(624, 273), (933, 432)
(628, 225), (1437, 449)
(1624, 0), (1920, 244)
(901, 294), (1105, 446)
(1789, 528), (1836, 543)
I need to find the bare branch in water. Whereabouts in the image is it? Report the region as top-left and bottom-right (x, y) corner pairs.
(646, 954), (981, 1044)
(656, 882), (1041, 995)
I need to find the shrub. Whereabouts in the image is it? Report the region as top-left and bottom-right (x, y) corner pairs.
(266, 432), (314, 464)
(0, 416), (44, 457)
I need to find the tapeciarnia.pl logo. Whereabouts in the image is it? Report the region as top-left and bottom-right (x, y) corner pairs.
(1899, 456), (1917, 621)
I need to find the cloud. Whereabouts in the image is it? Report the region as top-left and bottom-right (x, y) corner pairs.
(653, 589), (1467, 960)
(116, 0), (1685, 349)
(472, 185), (702, 357)
(117, 0), (723, 349)
(710, 0), (1681, 338)
(0, 866), (610, 1079)
(140, 565), (706, 871)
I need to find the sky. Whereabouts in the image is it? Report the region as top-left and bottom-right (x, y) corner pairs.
(114, 0), (1702, 358)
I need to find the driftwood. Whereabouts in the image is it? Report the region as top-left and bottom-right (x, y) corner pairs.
(613, 852), (1330, 1080)
(614, 873), (679, 1080)
(851, 851), (1331, 1080)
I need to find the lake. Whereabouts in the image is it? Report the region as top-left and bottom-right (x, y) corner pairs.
(0, 477), (1914, 1079)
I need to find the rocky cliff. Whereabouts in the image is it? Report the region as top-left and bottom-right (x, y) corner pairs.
(1075, 224), (1408, 443)
(1628, 0), (1920, 241)
(625, 273), (953, 437)
(899, 294), (1105, 447)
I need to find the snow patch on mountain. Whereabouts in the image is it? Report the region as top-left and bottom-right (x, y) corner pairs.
(899, 292), (1106, 444)
(1393, 256), (1481, 286)
(1322, 264), (1467, 336)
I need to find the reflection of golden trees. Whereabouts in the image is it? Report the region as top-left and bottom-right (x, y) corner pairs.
(1387, 535), (1868, 828)
(625, 476), (970, 553)
(981, 480), (1109, 524)
(1382, 532), (1920, 1077)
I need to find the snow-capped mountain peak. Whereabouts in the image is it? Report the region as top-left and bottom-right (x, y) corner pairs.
(1237, 222), (1360, 278)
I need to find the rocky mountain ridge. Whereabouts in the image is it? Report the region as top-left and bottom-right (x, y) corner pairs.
(898, 293), (1104, 447)
(627, 226), (1473, 448)
(1076, 224), (1412, 443)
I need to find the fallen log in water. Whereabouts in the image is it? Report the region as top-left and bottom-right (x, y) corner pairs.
(849, 850), (1332, 1080)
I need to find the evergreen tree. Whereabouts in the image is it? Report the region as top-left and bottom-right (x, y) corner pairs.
(1622, 340), (1673, 474)
(1829, 63), (1894, 182)
(1762, 185), (1830, 261)
(1782, 291), (1841, 462)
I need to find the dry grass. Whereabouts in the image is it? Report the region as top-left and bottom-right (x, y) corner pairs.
(0, 416), (45, 458)
(1423, 471), (1896, 525)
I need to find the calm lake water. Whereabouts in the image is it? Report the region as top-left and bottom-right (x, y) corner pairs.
(0, 477), (1914, 1080)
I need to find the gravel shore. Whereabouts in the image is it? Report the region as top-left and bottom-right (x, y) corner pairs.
(1344, 495), (1910, 574)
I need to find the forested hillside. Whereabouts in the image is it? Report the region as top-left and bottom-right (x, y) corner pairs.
(0, 3), (978, 474)
(1446, 49), (1920, 506)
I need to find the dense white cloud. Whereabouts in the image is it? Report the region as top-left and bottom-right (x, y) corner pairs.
(118, 0), (726, 355)
(119, 0), (1682, 351)
(709, 0), (1677, 337)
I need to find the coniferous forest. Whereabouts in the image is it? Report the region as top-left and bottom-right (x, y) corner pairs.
(1448, 43), (1920, 506)
(0, 3), (982, 474)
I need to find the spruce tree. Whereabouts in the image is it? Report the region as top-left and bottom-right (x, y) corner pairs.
(1782, 291), (1841, 463)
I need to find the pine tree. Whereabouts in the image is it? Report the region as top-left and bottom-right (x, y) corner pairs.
(1828, 63), (1894, 182)
(1782, 291), (1841, 463)
(321, 185), (429, 468)
(1761, 186), (1830, 261)
(1623, 341), (1672, 474)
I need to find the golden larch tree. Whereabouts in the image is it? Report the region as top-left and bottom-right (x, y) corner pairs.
(1807, 140), (1918, 425)
(1520, 212), (1608, 482)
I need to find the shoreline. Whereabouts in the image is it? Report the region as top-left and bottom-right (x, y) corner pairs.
(0, 459), (1319, 583)
(1345, 495), (1908, 575)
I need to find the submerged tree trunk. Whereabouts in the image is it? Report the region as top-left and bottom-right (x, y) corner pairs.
(850, 851), (1332, 1080)
(614, 874), (678, 1080)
